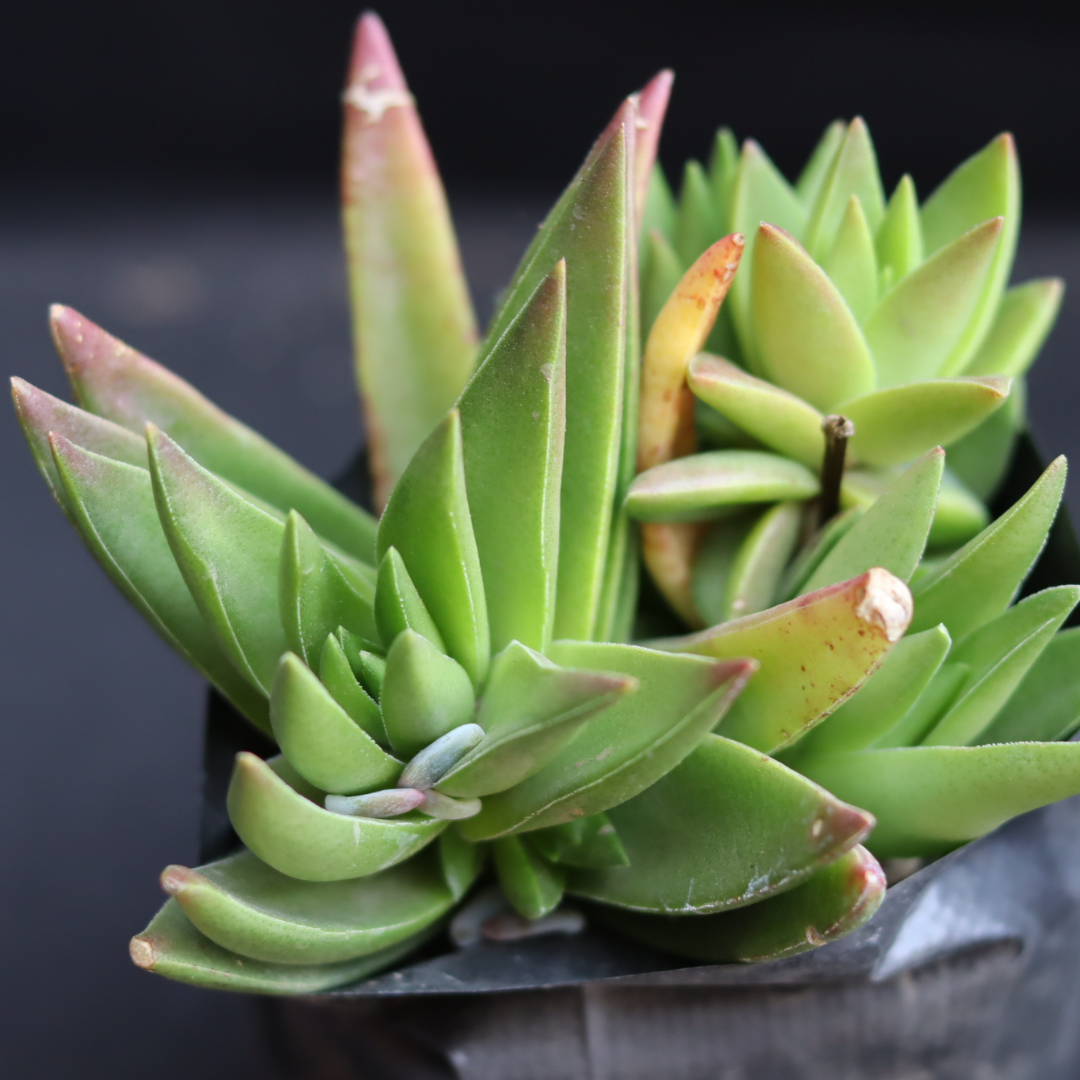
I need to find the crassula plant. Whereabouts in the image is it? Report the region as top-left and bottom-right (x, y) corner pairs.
(12, 13), (1080, 994)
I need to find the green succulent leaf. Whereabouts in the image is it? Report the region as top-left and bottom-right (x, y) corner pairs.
(492, 837), (566, 920)
(528, 812), (629, 869)
(976, 628), (1080, 744)
(800, 741), (1080, 858)
(159, 845), (457, 966)
(875, 175), (924, 284)
(380, 630), (476, 759)
(963, 278), (1064, 379)
(909, 456), (1066, 639)
(280, 511), (376, 666)
(227, 753), (444, 881)
(792, 626), (952, 757)
(707, 126), (740, 223)
(438, 829), (484, 900)
(727, 140), (808, 370)
(437, 641), (635, 798)
(794, 120), (846, 207)
(50, 305), (377, 562)
(864, 218), (1004, 388)
(842, 376), (1009, 467)
(484, 104), (633, 643)
(802, 118), (886, 262)
(945, 390), (1023, 502)
(921, 586), (1079, 746)
(626, 449), (819, 523)
(341, 15), (478, 508)
(596, 844), (884, 962)
(822, 196), (878, 324)
(12, 379), (147, 512)
(373, 547), (445, 653)
(920, 133), (1020, 376)
(376, 411), (489, 686)
(461, 644), (754, 840)
(270, 653), (400, 794)
(751, 224), (876, 411)
(49, 436), (271, 732)
(675, 160), (721, 266)
(692, 514), (758, 627)
(663, 568), (912, 752)
(130, 898), (427, 994)
(801, 449), (943, 593)
(640, 230), (685, 344)
(319, 633), (387, 744)
(688, 354), (825, 468)
(640, 164), (677, 254)
(873, 662), (971, 749)
(567, 734), (873, 913)
(459, 262), (566, 655)
(779, 508), (864, 600)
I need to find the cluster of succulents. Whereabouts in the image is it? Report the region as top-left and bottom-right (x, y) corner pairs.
(13, 12), (1080, 994)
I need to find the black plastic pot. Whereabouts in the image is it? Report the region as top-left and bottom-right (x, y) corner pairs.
(202, 435), (1080, 1080)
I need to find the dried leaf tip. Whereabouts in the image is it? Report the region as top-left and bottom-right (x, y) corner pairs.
(855, 568), (912, 643)
(344, 12), (414, 121)
(128, 934), (155, 970)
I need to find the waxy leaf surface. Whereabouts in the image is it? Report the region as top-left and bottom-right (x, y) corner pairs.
(674, 160), (721, 266)
(568, 734), (873, 913)
(823, 196), (878, 324)
(963, 278), (1064, 379)
(875, 175), (923, 283)
(794, 120), (845, 207)
(374, 548), (445, 652)
(493, 837), (565, 920)
(320, 634), (387, 744)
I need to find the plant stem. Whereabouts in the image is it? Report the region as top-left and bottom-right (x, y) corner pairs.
(819, 414), (855, 527)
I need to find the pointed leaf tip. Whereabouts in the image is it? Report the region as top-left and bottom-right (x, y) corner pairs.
(347, 12), (408, 96)
(633, 70), (675, 225)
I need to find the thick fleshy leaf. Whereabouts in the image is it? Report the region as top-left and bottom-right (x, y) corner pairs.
(875, 175), (923, 284)
(458, 264), (566, 655)
(485, 103), (633, 642)
(663, 568), (913, 752)
(792, 626), (952, 757)
(638, 237), (743, 472)
(12, 379), (146, 511)
(633, 70), (674, 229)
(718, 502), (803, 622)
(977, 628), (1080, 744)
(823, 196), (878, 324)
(801, 449), (943, 593)
(270, 653), (400, 794)
(640, 165), (677, 254)
(319, 634), (387, 745)
(640, 521), (707, 626)
(801, 741), (1080, 858)
(874, 662), (971, 750)
(752, 224), (876, 410)
(596, 844), (885, 962)
(963, 278), (1064, 378)
(779, 507), (863, 600)
(626, 450), (819, 523)
(946, 389), (1022, 502)
(439, 830), (484, 900)
(802, 118), (886, 262)
(640, 230), (685, 344)
(399, 724), (484, 790)
(842, 377), (1009, 467)
(528, 813), (629, 869)
(727, 140), (808, 369)
(692, 514), (758, 627)
(920, 133), (1020, 376)
(51, 305), (377, 561)
(841, 466), (988, 549)
(568, 734), (873, 913)
(341, 14), (478, 508)
(160, 845), (456, 965)
(708, 126), (740, 222)
(674, 160), (721, 266)
(380, 630), (476, 759)
(461, 644), (755, 840)
(688, 354), (824, 468)
(493, 837), (566, 920)
(922, 586), (1079, 746)
(279, 511), (376, 666)
(864, 218), (1003, 388)
(130, 899), (426, 994)
(49, 436), (271, 732)
(146, 427), (287, 694)
(227, 754), (444, 881)
(794, 120), (846, 207)
(376, 411), (488, 685)
(437, 641), (634, 798)
(373, 548), (445, 653)
(910, 457), (1066, 639)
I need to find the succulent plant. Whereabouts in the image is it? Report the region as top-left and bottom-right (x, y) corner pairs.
(12, 12), (1080, 994)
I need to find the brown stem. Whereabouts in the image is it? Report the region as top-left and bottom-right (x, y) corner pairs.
(819, 414), (855, 527)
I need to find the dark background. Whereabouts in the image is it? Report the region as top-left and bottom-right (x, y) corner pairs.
(1, 3), (1078, 1077)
